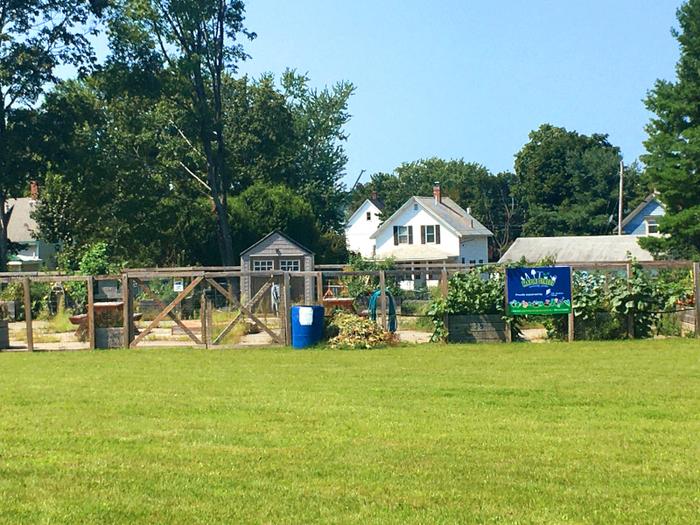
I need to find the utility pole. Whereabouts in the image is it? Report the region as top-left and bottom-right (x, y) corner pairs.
(617, 161), (624, 235)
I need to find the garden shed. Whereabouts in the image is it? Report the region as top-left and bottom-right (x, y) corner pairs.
(240, 231), (315, 310)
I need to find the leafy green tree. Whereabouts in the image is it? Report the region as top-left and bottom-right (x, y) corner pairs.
(113, 0), (255, 266)
(513, 124), (645, 237)
(641, 0), (700, 258)
(0, 0), (104, 271)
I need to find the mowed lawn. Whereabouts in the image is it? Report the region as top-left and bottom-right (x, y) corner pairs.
(1, 340), (699, 524)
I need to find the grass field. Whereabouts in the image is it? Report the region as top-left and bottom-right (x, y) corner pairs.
(1, 339), (699, 524)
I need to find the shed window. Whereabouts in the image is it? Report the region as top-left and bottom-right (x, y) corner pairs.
(252, 260), (273, 272)
(280, 260), (300, 271)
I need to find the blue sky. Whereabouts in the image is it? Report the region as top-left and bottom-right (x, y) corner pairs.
(235, 0), (683, 187)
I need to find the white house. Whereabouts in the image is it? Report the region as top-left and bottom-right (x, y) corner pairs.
(345, 193), (384, 257)
(355, 184), (492, 264)
(5, 184), (57, 271)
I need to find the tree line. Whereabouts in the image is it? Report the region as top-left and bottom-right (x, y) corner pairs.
(1, 0), (698, 272)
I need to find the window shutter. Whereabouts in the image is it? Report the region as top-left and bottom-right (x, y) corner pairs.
(393, 226), (399, 246)
(408, 226), (413, 244)
(435, 224), (441, 244)
(421, 225), (426, 244)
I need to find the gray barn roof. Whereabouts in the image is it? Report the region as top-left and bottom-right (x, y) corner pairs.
(499, 235), (654, 263)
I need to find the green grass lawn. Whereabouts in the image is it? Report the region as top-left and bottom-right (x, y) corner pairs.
(1, 339), (699, 524)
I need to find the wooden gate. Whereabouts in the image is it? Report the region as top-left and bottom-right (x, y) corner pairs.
(124, 271), (288, 348)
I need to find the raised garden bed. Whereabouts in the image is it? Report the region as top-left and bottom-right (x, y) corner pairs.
(447, 314), (507, 343)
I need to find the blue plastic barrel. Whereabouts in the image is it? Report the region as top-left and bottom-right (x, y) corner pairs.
(291, 305), (325, 349)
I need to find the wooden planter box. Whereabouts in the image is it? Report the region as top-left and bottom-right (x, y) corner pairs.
(96, 327), (124, 349)
(0, 320), (9, 349)
(447, 314), (507, 343)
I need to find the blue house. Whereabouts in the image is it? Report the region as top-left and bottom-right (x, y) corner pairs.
(620, 193), (666, 236)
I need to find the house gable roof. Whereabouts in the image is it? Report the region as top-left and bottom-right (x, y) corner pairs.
(240, 230), (314, 257)
(346, 198), (384, 226)
(620, 193), (665, 229)
(6, 197), (39, 243)
(369, 196), (493, 239)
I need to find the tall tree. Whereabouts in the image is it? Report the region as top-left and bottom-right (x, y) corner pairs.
(0, 0), (103, 271)
(642, 0), (700, 258)
(119, 0), (255, 266)
(513, 124), (645, 237)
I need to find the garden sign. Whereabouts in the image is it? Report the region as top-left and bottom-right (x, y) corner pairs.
(506, 266), (572, 315)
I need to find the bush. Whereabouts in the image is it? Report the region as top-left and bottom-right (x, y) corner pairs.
(428, 267), (518, 341)
(327, 312), (395, 349)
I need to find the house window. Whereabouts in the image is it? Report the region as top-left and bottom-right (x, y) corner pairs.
(645, 218), (659, 234)
(280, 260), (300, 272)
(425, 225), (435, 243)
(469, 260), (476, 265)
(413, 204), (419, 211)
(397, 226), (409, 244)
(478, 259), (484, 264)
(366, 211), (372, 221)
(252, 260), (273, 272)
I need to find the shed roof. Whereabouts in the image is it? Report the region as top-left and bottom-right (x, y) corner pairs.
(5, 197), (39, 243)
(498, 235), (654, 263)
(240, 230), (314, 257)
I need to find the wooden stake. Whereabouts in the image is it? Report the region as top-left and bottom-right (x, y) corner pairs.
(626, 262), (634, 339)
(694, 262), (700, 338)
(87, 276), (95, 350)
(504, 270), (512, 343)
(23, 277), (33, 352)
(379, 270), (387, 331)
(567, 266), (574, 343)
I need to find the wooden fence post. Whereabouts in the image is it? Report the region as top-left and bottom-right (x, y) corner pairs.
(379, 270), (388, 331)
(22, 277), (33, 352)
(283, 272), (292, 345)
(567, 266), (574, 343)
(440, 268), (450, 340)
(316, 271), (323, 305)
(121, 274), (131, 348)
(626, 262), (634, 339)
(200, 287), (208, 348)
(694, 262), (700, 338)
(87, 276), (95, 350)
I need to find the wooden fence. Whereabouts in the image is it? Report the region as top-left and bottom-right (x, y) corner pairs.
(0, 260), (698, 351)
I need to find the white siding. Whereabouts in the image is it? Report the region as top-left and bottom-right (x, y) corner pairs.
(374, 204), (461, 260)
(345, 200), (382, 257)
(459, 237), (489, 265)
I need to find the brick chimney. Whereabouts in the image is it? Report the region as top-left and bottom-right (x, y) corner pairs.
(371, 190), (378, 202)
(30, 181), (39, 200)
(433, 182), (442, 204)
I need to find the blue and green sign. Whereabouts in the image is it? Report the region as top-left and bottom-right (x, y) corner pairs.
(506, 266), (572, 315)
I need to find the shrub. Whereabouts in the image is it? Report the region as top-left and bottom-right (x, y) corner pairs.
(327, 312), (395, 349)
